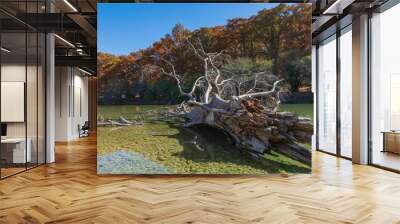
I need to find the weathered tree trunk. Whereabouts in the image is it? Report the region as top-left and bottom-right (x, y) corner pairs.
(181, 95), (312, 165)
(156, 39), (312, 165)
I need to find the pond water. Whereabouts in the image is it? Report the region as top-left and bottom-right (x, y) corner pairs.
(97, 104), (313, 174)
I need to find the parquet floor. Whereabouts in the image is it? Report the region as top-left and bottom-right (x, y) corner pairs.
(1, 135), (400, 224)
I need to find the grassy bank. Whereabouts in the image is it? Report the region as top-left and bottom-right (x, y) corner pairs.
(97, 104), (313, 174)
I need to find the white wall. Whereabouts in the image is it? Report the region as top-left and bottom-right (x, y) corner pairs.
(1, 64), (26, 81)
(72, 73), (89, 138)
(1, 64), (26, 139)
(1, 62), (46, 164)
(55, 67), (70, 141)
(1, 82), (25, 122)
(55, 67), (89, 141)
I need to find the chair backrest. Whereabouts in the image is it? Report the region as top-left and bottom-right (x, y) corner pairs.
(82, 121), (90, 129)
(81, 121), (90, 130)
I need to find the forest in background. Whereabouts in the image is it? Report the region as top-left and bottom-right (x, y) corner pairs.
(98, 4), (311, 105)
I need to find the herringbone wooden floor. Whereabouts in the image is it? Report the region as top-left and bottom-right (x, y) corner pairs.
(1, 135), (400, 224)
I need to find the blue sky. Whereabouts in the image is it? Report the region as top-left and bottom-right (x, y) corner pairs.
(98, 3), (276, 55)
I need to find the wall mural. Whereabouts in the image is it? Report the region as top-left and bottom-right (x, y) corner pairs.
(97, 3), (313, 174)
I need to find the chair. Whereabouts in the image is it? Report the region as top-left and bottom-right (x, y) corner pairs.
(79, 121), (90, 138)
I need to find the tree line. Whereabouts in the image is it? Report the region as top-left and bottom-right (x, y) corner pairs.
(98, 3), (311, 105)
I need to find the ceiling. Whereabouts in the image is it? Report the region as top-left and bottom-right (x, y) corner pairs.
(0, 0), (97, 74)
(311, 0), (390, 42)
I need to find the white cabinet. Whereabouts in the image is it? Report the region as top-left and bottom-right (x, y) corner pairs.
(1, 138), (32, 163)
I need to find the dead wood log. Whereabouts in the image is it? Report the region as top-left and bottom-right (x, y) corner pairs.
(155, 39), (313, 165)
(180, 96), (312, 164)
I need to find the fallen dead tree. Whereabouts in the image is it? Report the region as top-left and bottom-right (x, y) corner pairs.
(152, 40), (312, 164)
(97, 116), (144, 127)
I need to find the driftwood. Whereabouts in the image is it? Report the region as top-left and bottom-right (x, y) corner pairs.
(97, 116), (144, 127)
(181, 95), (312, 164)
(154, 39), (313, 164)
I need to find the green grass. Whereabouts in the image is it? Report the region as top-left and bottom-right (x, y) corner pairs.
(97, 104), (313, 174)
(98, 104), (313, 121)
(279, 104), (313, 121)
(98, 105), (171, 121)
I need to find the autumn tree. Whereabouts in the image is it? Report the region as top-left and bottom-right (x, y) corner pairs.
(98, 3), (312, 105)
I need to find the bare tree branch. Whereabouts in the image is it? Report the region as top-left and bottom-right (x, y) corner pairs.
(238, 79), (283, 99)
(187, 100), (231, 114)
(154, 39), (284, 113)
(157, 56), (202, 101)
(272, 90), (282, 112)
(186, 39), (205, 60)
(246, 73), (259, 94)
